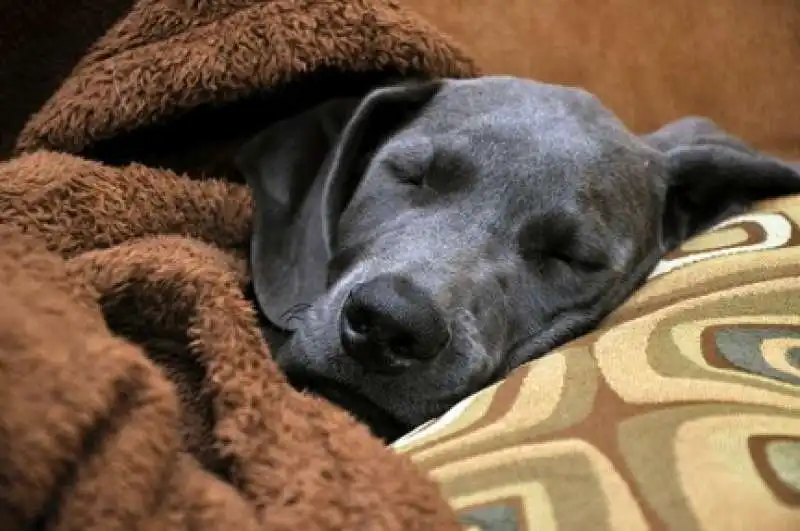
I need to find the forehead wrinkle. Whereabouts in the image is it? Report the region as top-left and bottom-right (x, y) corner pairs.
(374, 207), (489, 254)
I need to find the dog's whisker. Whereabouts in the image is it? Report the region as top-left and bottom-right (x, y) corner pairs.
(281, 303), (312, 322)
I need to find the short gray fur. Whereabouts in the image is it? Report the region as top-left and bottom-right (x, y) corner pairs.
(236, 76), (800, 440)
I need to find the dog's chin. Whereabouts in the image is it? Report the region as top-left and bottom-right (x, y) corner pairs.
(288, 374), (412, 443)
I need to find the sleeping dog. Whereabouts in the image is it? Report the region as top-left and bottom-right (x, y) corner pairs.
(236, 76), (800, 441)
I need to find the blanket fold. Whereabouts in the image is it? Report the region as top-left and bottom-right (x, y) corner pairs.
(0, 1), (479, 529)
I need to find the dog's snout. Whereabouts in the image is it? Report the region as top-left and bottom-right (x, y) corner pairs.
(339, 274), (450, 374)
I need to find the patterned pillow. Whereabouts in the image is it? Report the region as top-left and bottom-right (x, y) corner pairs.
(393, 196), (800, 531)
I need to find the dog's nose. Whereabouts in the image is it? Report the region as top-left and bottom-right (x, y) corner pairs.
(340, 274), (450, 374)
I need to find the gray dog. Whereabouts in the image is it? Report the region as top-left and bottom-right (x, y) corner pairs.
(236, 76), (800, 441)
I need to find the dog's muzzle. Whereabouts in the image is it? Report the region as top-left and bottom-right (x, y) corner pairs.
(339, 274), (451, 375)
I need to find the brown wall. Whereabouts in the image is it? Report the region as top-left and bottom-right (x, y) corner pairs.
(405, 0), (800, 158)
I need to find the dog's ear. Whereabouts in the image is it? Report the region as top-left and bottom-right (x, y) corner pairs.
(235, 80), (442, 330)
(642, 117), (800, 251)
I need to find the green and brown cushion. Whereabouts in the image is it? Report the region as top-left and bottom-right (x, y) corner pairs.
(394, 196), (800, 530)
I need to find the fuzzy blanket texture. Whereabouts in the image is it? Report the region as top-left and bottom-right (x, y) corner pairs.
(0, 1), (480, 529)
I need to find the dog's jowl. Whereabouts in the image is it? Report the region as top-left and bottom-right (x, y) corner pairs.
(236, 76), (800, 441)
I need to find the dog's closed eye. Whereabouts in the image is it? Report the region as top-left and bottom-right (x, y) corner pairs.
(517, 215), (607, 274)
(382, 137), (435, 188)
(383, 135), (476, 195)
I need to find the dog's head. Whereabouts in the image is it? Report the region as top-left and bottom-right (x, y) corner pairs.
(237, 76), (800, 440)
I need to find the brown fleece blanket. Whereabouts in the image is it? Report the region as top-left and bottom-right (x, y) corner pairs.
(0, 1), (478, 529)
